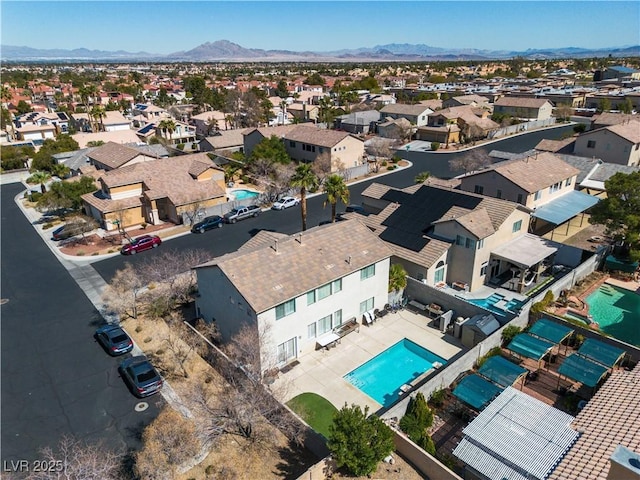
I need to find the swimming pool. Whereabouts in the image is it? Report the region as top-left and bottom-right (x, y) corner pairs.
(231, 189), (260, 200)
(586, 284), (640, 346)
(464, 293), (527, 317)
(344, 338), (446, 407)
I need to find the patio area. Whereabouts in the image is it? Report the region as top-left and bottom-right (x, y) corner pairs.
(271, 308), (464, 413)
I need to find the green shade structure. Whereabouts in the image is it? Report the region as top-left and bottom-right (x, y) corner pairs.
(453, 374), (503, 410)
(578, 338), (626, 369)
(557, 353), (608, 388)
(529, 318), (574, 345)
(507, 333), (555, 367)
(478, 355), (528, 389)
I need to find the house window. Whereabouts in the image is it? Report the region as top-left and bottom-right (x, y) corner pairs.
(289, 141), (296, 148)
(277, 337), (297, 363)
(512, 220), (522, 233)
(333, 309), (343, 327)
(332, 278), (342, 293)
(474, 185), (484, 194)
(434, 262), (445, 283)
(480, 262), (488, 276)
(275, 299), (296, 320)
(465, 237), (476, 249)
(319, 147), (324, 154)
(360, 264), (375, 280)
(317, 283), (332, 300)
(360, 297), (374, 314)
(307, 322), (316, 339)
(477, 238), (485, 249)
(534, 190), (542, 201)
(312, 146), (316, 152)
(517, 193), (523, 204)
(587, 140), (596, 149)
(318, 315), (333, 335)
(307, 290), (316, 305)
(496, 189), (502, 199)
(456, 235), (465, 246)
(565, 178), (572, 187)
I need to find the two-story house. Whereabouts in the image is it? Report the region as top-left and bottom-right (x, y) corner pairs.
(417, 105), (498, 144)
(14, 111), (70, 143)
(86, 142), (159, 171)
(334, 110), (380, 134)
(493, 97), (554, 121)
(572, 120), (640, 167)
(379, 104), (433, 127)
(283, 126), (366, 169)
(193, 220), (393, 371)
(353, 182), (536, 293)
(458, 151), (600, 238)
(81, 153), (226, 230)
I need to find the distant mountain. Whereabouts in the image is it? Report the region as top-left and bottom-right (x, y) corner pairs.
(2, 40), (639, 62)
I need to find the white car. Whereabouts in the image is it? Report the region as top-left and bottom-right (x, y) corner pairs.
(272, 196), (300, 210)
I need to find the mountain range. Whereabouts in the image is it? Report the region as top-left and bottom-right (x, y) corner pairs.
(2, 40), (639, 62)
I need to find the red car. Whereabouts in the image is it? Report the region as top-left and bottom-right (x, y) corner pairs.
(120, 235), (162, 255)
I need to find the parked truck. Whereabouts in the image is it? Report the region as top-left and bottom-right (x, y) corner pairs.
(223, 205), (261, 223)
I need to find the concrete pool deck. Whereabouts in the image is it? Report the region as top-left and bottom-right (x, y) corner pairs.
(272, 309), (464, 413)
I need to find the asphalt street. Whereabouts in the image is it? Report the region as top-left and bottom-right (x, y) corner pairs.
(1, 183), (161, 465)
(92, 124), (575, 283)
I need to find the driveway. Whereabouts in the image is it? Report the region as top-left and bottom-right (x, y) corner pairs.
(1, 183), (161, 464)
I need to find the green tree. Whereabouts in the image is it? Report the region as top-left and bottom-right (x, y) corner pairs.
(323, 174), (350, 223)
(414, 171), (431, 183)
(158, 118), (176, 142)
(275, 79), (289, 98)
(249, 135), (291, 165)
(0, 144), (34, 170)
(30, 135), (80, 172)
(388, 263), (408, 293)
(501, 325), (522, 346)
(304, 72), (325, 86)
(90, 104), (106, 132)
(399, 392), (435, 454)
(291, 163), (319, 231)
(620, 98), (634, 114)
(597, 97), (611, 113)
(26, 170), (51, 193)
(36, 176), (97, 212)
(328, 404), (395, 477)
(16, 100), (32, 114)
(590, 171), (640, 261)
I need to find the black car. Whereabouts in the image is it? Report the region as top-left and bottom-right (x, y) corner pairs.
(51, 224), (74, 241)
(191, 215), (224, 233)
(119, 356), (163, 397)
(95, 324), (134, 356)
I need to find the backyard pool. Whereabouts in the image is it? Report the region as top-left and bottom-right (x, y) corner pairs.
(586, 284), (640, 347)
(344, 338), (447, 408)
(464, 293), (528, 317)
(231, 189), (260, 200)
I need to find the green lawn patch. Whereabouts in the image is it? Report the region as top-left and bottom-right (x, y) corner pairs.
(286, 392), (338, 439)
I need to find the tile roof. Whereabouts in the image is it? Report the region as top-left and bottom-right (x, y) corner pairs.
(284, 126), (357, 148)
(464, 151), (580, 193)
(591, 112), (637, 127)
(83, 153), (225, 209)
(495, 97), (552, 108)
(605, 120), (640, 143)
(87, 142), (143, 169)
(549, 364), (640, 480)
(380, 103), (432, 116)
(204, 128), (253, 149)
(195, 220), (392, 314)
(535, 137), (576, 153)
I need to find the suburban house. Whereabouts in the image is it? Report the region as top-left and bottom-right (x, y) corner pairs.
(493, 97), (554, 120)
(458, 151), (600, 238)
(243, 124), (313, 158)
(86, 142), (160, 171)
(132, 103), (169, 124)
(572, 120), (640, 167)
(15, 123), (56, 144)
(354, 181), (535, 293)
(285, 102), (320, 123)
(193, 220), (393, 371)
(590, 112), (637, 130)
(283, 126), (366, 169)
(81, 153), (226, 230)
(379, 104), (433, 127)
(191, 110), (228, 137)
(71, 130), (142, 149)
(418, 105), (498, 143)
(559, 155), (640, 195)
(377, 117), (413, 141)
(334, 110), (381, 134)
(14, 111), (70, 134)
(199, 128), (253, 154)
(442, 94), (491, 109)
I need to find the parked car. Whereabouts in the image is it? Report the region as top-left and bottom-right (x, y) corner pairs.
(120, 235), (162, 255)
(191, 215), (224, 233)
(119, 356), (163, 397)
(223, 205), (261, 223)
(51, 224), (74, 241)
(95, 324), (134, 356)
(271, 196), (299, 210)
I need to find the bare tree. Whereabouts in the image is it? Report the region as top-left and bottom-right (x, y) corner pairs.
(365, 137), (393, 172)
(102, 264), (145, 319)
(65, 215), (99, 243)
(27, 435), (124, 480)
(182, 200), (206, 226)
(134, 407), (202, 480)
(449, 149), (491, 176)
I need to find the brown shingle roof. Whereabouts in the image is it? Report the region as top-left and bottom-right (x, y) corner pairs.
(380, 104), (432, 116)
(605, 120), (640, 143)
(549, 364), (640, 480)
(284, 126), (356, 148)
(87, 142), (143, 169)
(495, 97), (551, 108)
(196, 220), (392, 313)
(535, 137), (577, 153)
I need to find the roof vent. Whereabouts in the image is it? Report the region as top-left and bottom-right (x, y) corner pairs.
(325, 264), (335, 270)
(273, 284), (283, 290)
(346, 255), (352, 265)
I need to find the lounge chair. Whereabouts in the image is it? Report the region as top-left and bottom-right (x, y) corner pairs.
(362, 312), (373, 325)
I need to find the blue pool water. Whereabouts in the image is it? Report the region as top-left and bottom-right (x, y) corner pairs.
(344, 339), (446, 407)
(232, 189), (259, 200)
(586, 284), (640, 346)
(465, 293), (527, 317)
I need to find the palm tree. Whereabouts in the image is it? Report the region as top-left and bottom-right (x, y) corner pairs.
(388, 263), (408, 293)
(291, 163), (319, 231)
(414, 171), (431, 184)
(323, 174), (350, 223)
(90, 105), (106, 132)
(158, 119), (176, 143)
(28, 170), (51, 193)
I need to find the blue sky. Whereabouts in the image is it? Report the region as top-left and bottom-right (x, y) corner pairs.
(2, 1), (638, 53)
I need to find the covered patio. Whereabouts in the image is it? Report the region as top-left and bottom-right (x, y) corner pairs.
(506, 333), (556, 371)
(531, 190), (600, 241)
(489, 233), (559, 294)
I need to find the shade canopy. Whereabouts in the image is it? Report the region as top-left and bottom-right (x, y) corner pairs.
(452, 374), (503, 410)
(578, 338), (626, 369)
(557, 353), (609, 388)
(507, 333), (555, 362)
(528, 318), (574, 345)
(531, 190), (600, 225)
(491, 233), (558, 269)
(478, 355), (528, 388)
